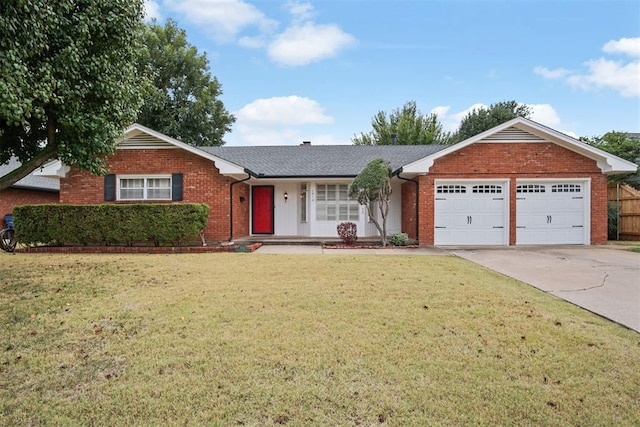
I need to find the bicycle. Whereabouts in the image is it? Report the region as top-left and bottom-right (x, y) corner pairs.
(0, 214), (16, 252)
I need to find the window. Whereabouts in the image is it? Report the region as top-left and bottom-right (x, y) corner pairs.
(517, 184), (546, 193)
(300, 183), (307, 222)
(437, 185), (466, 194)
(552, 184), (581, 193)
(118, 176), (171, 200)
(316, 184), (359, 221)
(472, 185), (502, 194)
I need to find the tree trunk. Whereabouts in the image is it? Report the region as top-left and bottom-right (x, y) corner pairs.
(0, 117), (58, 191)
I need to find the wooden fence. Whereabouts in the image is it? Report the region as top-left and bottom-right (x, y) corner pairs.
(608, 183), (640, 241)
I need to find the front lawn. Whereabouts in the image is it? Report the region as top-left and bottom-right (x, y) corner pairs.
(1, 253), (638, 426)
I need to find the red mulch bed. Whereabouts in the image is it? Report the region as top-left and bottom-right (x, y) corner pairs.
(322, 243), (419, 249)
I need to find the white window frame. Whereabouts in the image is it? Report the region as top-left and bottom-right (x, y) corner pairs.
(117, 175), (172, 201)
(316, 183), (359, 222)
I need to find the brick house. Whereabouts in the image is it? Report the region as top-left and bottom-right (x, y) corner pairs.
(36, 117), (636, 245)
(0, 158), (60, 226)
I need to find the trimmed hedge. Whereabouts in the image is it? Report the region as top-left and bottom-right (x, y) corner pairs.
(13, 204), (209, 246)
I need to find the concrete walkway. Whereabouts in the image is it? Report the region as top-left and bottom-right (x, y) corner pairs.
(254, 244), (640, 332)
(253, 245), (450, 255)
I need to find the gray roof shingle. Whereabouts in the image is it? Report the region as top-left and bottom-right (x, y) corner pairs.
(0, 158), (60, 192)
(200, 145), (449, 177)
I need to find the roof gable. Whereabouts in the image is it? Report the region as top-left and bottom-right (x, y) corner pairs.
(121, 124), (245, 175)
(402, 117), (637, 175)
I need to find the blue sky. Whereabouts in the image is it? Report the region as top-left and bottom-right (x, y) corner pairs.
(144, 0), (640, 146)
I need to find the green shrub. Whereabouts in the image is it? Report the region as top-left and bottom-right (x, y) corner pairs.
(13, 204), (209, 246)
(390, 232), (409, 246)
(608, 201), (619, 240)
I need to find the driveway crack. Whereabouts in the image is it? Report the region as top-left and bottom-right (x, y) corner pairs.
(550, 272), (609, 293)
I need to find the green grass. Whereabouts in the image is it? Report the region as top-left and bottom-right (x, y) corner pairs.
(1, 253), (639, 426)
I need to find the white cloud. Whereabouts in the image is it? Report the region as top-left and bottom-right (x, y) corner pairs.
(238, 36), (266, 49)
(534, 37), (640, 98)
(286, 0), (315, 23)
(164, 0), (278, 42)
(268, 23), (356, 66)
(228, 126), (348, 146)
(603, 37), (640, 57)
(228, 96), (342, 146)
(528, 104), (562, 128)
(236, 96), (334, 125)
(144, 0), (161, 21)
(432, 103), (486, 131)
(567, 58), (640, 97)
(533, 66), (571, 79)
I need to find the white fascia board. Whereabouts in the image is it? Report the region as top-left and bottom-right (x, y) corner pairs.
(400, 117), (637, 174)
(122, 123), (246, 175)
(33, 160), (70, 178)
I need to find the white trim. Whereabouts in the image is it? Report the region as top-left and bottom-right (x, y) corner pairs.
(117, 174), (172, 201)
(33, 161), (70, 178)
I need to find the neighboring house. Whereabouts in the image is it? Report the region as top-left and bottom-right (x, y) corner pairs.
(0, 158), (60, 222)
(36, 117), (637, 246)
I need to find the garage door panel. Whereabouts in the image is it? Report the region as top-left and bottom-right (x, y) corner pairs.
(435, 182), (507, 246)
(516, 181), (586, 245)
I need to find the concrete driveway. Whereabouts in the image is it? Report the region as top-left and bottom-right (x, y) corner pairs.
(453, 246), (640, 332)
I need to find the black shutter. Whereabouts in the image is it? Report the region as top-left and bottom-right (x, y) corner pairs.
(104, 174), (116, 201)
(171, 173), (183, 201)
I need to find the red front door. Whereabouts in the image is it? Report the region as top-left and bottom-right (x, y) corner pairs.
(252, 186), (274, 234)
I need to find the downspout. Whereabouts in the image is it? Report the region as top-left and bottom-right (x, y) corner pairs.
(394, 167), (419, 242)
(228, 169), (254, 241)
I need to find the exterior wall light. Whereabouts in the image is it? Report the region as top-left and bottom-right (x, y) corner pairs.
(284, 192), (288, 202)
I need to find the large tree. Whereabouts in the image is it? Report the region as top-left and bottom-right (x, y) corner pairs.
(581, 132), (640, 187)
(137, 19), (235, 146)
(352, 101), (451, 145)
(452, 100), (531, 142)
(0, 0), (146, 191)
(349, 158), (393, 246)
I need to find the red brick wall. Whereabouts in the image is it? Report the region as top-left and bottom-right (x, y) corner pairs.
(415, 142), (607, 245)
(401, 180), (418, 239)
(59, 148), (250, 242)
(0, 188), (59, 223)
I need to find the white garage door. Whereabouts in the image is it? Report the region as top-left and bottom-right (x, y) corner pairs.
(434, 182), (507, 245)
(516, 182), (587, 245)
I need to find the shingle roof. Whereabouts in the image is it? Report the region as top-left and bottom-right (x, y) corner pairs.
(0, 158), (60, 192)
(200, 145), (449, 177)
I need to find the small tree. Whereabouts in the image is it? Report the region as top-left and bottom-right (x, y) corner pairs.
(349, 158), (393, 246)
(452, 100), (531, 143)
(352, 101), (451, 145)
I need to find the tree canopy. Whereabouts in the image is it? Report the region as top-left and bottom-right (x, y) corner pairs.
(137, 19), (235, 146)
(349, 158), (393, 246)
(352, 101), (451, 146)
(0, 0), (146, 191)
(452, 100), (531, 142)
(581, 132), (640, 187)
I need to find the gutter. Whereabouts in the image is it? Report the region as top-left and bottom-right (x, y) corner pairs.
(228, 169), (252, 241)
(394, 167), (420, 241)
